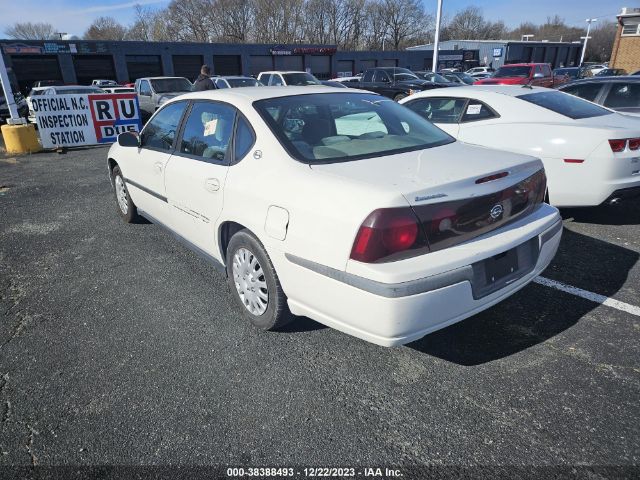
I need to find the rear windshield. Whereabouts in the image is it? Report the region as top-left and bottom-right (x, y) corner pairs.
(494, 66), (531, 78)
(519, 91), (612, 119)
(254, 92), (454, 164)
(150, 78), (193, 93)
(228, 78), (262, 87)
(282, 73), (321, 86)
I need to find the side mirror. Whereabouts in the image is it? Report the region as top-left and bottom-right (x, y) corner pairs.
(118, 131), (140, 147)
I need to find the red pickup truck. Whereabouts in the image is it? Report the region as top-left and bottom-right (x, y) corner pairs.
(474, 63), (569, 87)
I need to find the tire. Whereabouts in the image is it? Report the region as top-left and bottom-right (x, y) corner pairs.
(394, 93), (407, 102)
(226, 230), (293, 331)
(112, 165), (139, 223)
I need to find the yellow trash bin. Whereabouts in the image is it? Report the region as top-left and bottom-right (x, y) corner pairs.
(1, 123), (42, 154)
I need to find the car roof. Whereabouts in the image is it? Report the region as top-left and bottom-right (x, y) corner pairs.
(216, 76), (255, 80)
(139, 77), (189, 81)
(259, 71), (308, 74)
(562, 76), (640, 85)
(412, 85), (552, 98)
(167, 86), (372, 105)
(500, 63), (545, 67)
(54, 85), (102, 90)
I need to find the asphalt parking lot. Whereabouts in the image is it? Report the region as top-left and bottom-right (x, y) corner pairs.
(0, 145), (639, 475)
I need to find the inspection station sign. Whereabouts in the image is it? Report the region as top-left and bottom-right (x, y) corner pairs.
(31, 93), (142, 149)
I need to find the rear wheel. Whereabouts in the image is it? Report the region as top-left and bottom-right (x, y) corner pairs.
(112, 165), (139, 223)
(226, 230), (293, 331)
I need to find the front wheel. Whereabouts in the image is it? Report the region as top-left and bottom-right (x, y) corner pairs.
(226, 230), (293, 331)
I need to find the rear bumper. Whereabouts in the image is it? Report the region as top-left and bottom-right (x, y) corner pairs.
(279, 204), (562, 347)
(602, 186), (640, 204)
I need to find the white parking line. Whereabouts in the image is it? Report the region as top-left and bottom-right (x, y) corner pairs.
(534, 276), (640, 317)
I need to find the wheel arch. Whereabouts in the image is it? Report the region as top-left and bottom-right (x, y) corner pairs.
(218, 220), (251, 266)
(107, 158), (118, 186)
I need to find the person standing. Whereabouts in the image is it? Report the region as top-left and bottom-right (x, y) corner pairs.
(194, 65), (216, 91)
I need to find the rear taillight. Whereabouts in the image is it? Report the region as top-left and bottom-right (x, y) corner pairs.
(629, 138), (640, 150)
(609, 139), (627, 152)
(350, 208), (428, 263)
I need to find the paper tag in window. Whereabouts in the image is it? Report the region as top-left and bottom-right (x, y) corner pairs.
(466, 104), (482, 115)
(204, 119), (218, 136)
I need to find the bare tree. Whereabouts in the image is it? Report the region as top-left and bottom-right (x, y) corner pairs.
(442, 6), (506, 41)
(4, 22), (57, 40)
(84, 17), (128, 40)
(164, 0), (217, 42)
(379, 0), (430, 50)
(253, 0), (305, 43)
(586, 21), (617, 63)
(127, 4), (160, 41)
(214, 0), (255, 42)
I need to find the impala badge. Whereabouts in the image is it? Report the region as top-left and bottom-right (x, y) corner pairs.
(490, 204), (504, 219)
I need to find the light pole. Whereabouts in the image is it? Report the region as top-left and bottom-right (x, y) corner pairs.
(432, 0), (443, 72)
(521, 34), (534, 42)
(580, 18), (597, 66)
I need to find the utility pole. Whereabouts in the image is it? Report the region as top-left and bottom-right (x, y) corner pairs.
(580, 18), (597, 66)
(432, 0), (443, 72)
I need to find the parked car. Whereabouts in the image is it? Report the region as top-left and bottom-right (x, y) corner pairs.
(107, 87), (561, 346)
(470, 72), (493, 80)
(413, 71), (459, 87)
(27, 85), (106, 122)
(213, 76), (263, 88)
(558, 76), (640, 116)
(346, 67), (454, 101)
(553, 67), (588, 81)
(442, 72), (476, 85)
(474, 63), (561, 87)
(329, 75), (362, 85)
(92, 79), (119, 87)
(102, 87), (135, 94)
(257, 71), (322, 86)
(632, 70), (640, 76)
(585, 64), (607, 75)
(0, 92), (28, 123)
(400, 86), (640, 207)
(595, 68), (628, 77)
(31, 80), (64, 89)
(466, 66), (494, 75)
(320, 80), (348, 88)
(134, 77), (193, 118)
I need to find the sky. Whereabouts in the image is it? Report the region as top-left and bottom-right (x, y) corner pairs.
(0, 0), (625, 39)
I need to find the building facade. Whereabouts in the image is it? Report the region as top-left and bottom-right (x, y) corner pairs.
(0, 39), (479, 95)
(610, 7), (640, 74)
(408, 39), (583, 70)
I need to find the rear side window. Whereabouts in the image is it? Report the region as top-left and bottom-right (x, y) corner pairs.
(140, 101), (188, 151)
(561, 83), (603, 102)
(405, 98), (466, 124)
(603, 83), (640, 108)
(519, 91), (612, 119)
(270, 75), (284, 86)
(461, 101), (497, 122)
(234, 115), (255, 162)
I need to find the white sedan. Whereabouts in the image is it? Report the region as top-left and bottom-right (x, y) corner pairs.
(400, 86), (640, 207)
(107, 87), (561, 347)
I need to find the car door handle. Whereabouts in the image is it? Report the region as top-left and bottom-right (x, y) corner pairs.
(204, 178), (220, 192)
(154, 162), (163, 173)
